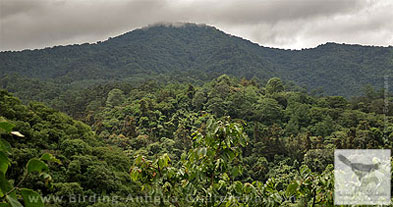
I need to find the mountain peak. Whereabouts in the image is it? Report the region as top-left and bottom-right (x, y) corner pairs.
(105, 22), (224, 45)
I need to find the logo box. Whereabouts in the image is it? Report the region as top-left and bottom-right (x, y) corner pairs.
(334, 149), (391, 205)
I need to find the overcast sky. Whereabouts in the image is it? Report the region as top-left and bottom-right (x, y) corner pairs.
(1, 0), (392, 51)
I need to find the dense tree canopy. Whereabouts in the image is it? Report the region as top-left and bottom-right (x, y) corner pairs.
(1, 74), (392, 206)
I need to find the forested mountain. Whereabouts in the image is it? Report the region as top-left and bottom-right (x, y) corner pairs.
(1, 23), (392, 98)
(1, 22), (393, 206)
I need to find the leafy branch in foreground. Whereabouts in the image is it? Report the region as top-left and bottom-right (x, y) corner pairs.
(0, 118), (60, 207)
(130, 116), (258, 206)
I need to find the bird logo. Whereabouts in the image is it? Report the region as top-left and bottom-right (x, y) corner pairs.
(338, 154), (381, 188)
(334, 149), (391, 205)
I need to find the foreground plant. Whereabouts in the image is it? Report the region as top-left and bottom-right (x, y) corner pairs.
(130, 116), (259, 206)
(0, 118), (59, 207)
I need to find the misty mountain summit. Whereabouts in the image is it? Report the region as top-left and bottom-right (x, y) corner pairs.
(338, 154), (380, 182)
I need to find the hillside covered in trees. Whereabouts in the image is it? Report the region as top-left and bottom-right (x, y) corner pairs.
(1, 23), (392, 100)
(1, 75), (392, 206)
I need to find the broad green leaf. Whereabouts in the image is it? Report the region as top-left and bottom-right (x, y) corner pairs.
(5, 195), (23, 207)
(20, 188), (44, 207)
(0, 152), (10, 174)
(233, 181), (243, 194)
(0, 122), (14, 134)
(286, 182), (298, 196)
(0, 139), (11, 153)
(26, 159), (48, 174)
(231, 166), (240, 177)
(0, 172), (13, 197)
(40, 153), (61, 164)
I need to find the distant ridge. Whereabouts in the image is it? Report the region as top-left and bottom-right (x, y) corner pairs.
(1, 23), (392, 96)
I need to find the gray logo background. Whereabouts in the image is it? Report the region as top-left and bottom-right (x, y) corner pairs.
(334, 149), (391, 205)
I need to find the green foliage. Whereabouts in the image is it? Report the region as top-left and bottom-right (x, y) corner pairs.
(0, 91), (134, 207)
(61, 139), (91, 157)
(266, 77), (284, 94)
(106, 89), (125, 108)
(130, 117), (252, 206)
(0, 119), (57, 207)
(253, 97), (283, 125)
(285, 165), (334, 206)
(26, 159), (48, 174)
(0, 73), (392, 206)
(20, 188), (44, 207)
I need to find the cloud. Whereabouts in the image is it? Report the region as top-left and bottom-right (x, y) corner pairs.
(196, 0), (367, 25)
(0, 0), (46, 19)
(0, 0), (392, 51)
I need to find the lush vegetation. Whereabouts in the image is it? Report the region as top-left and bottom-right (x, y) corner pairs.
(1, 23), (392, 99)
(0, 90), (134, 206)
(1, 74), (392, 206)
(1, 21), (392, 207)
(1, 116), (59, 207)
